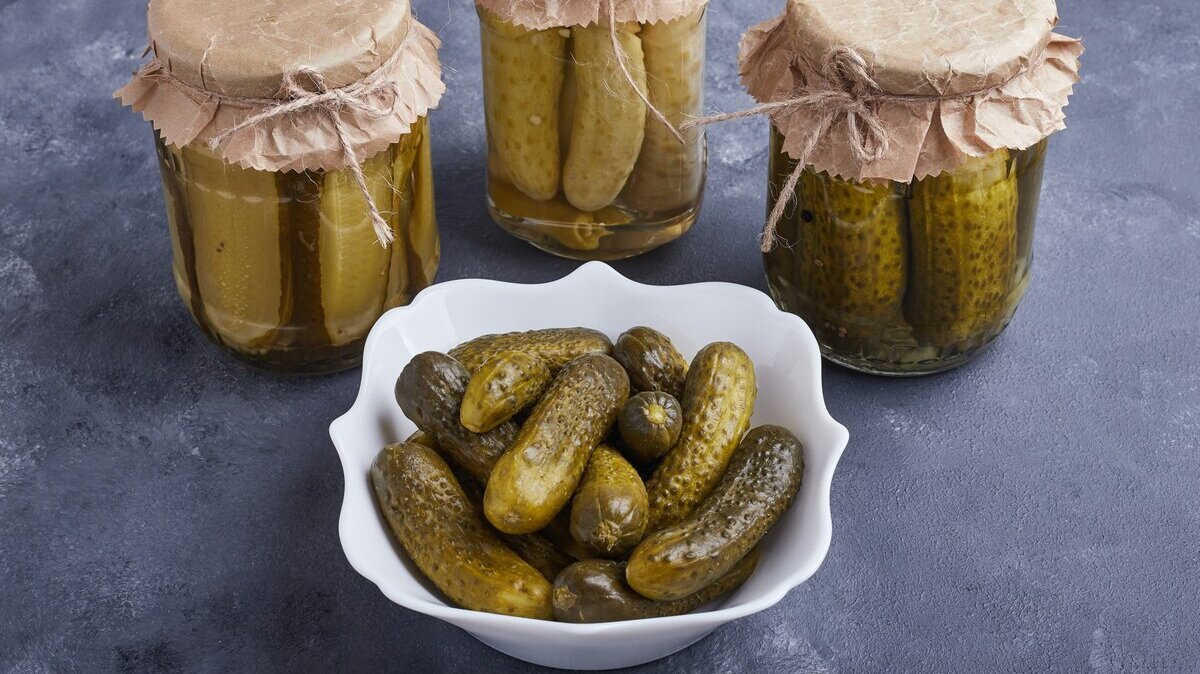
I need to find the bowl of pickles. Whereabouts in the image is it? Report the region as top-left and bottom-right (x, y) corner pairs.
(330, 262), (848, 670)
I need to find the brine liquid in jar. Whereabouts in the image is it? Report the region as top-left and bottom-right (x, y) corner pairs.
(763, 126), (1048, 375)
(155, 118), (438, 373)
(478, 7), (707, 260)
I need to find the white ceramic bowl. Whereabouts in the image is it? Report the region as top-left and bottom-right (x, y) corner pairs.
(330, 262), (848, 670)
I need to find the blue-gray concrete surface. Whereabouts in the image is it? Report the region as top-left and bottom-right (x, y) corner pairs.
(1, 0), (1197, 671)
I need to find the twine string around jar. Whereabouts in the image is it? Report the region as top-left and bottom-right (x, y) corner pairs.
(605, 0), (686, 145)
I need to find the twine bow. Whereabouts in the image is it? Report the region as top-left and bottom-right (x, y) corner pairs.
(205, 53), (407, 247)
(681, 47), (894, 252)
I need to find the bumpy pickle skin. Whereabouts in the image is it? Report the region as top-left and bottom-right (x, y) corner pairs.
(562, 22), (647, 212)
(449, 327), (612, 373)
(480, 9), (566, 201)
(179, 143), (284, 351)
(645, 342), (757, 531)
(794, 169), (908, 354)
(484, 355), (630, 535)
(552, 550), (758, 623)
(318, 147), (394, 346)
(906, 149), (1019, 347)
(622, 10), (707, 213)
(394, 351), (519, 484)
(370, 442), (553, 619)
(569, 445), (649, 558)
(617, 391), (683, 466)
(628, 426), (803, 601)
(460, 350), (552, 433)
(612, 326), (688, 398)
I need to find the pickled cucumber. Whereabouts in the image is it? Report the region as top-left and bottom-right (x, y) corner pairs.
(617, 391), (682, 465)
(180, 143), (283, 350)
(645, 342), (756, 531)
(449, 327), (612, 373)
(569, 445), (649, 557)
(628, 426), (802, 601)
(318, 147), (394, 346)
(906, 149), (1019, 346)
(788, 169), (908, 354)
(480, 9), (567, 201)
(370, 442), (553, 619)
(394, 351), (518, 484)
(612, 326), (688, 397)
(484, 354), (630, 534)
(385, 119), (425, 310)
(405, 429), (437, 449)
(552, 551), (757, 623)
(562, 22), (647, 212)
(460, 350), (552, 433)
(623, 10), (707, 213)
(406, 118), (439, 294)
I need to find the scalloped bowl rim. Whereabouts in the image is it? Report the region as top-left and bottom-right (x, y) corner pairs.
(329, 262), (848, 648)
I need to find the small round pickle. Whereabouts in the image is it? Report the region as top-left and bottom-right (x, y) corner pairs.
(370, 442), (553, 619)
(449, 327), (613, 373)
(628, 426), (803, 601)
(570, 445), (649, 557)
(484, 354), (630, 534)
(612, 326), (688, 398)
(460, 351), (552, 433)
(617, 391), (683, 465)
(404, 429), (438, 449)
(394, 352), (518, 484)
(552, 550), (759, 623)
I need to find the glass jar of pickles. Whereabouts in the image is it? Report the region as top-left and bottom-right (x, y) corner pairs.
(737, 0), (1081, 375)
(118, 0), (445, 373)
(764, 131), (1049, 374)
(476, 1), (708, 260)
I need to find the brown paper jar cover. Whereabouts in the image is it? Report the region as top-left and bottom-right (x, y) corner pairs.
(115, 0), (445, 173)
(474, 0), (707, 30)
(740, 0), (1083, 182)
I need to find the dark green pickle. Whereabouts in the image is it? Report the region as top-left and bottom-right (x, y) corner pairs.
(612, 326), (688, 398)
(394, 351), (518, 484)
(552, 551), (758, 623)
(617, 391), (683, 465)
(763, 126), (1048, 375)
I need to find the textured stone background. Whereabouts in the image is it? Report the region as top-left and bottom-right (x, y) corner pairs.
(1, 0), (1198, 672)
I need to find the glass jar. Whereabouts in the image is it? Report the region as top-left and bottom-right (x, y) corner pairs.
(478, 7), (707, 260)
(155, 118), (438, 374)
(763, 126), (1048, 376)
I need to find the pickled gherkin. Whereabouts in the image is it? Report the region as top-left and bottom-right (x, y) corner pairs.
(622, 10), (707, 213)
(155, 118), (439, 374)
(906, 149), (1019, 347)
(562, 22), (647, 212)
(479, 8), (567, 201)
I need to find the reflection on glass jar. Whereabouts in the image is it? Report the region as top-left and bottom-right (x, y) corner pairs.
(763, 127), (1047, 375)
(155, 118), (438, 374)
(478, 7), (707, 260)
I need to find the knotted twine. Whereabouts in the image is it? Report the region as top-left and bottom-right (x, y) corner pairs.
(682, 47), (1009, 252)
(165, 44), (411, 247)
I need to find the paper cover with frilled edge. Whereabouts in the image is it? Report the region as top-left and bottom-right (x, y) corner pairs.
(475, 0), (706, 30)
(114, 21), (444, 174)
(739, 13), (1082, 182)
